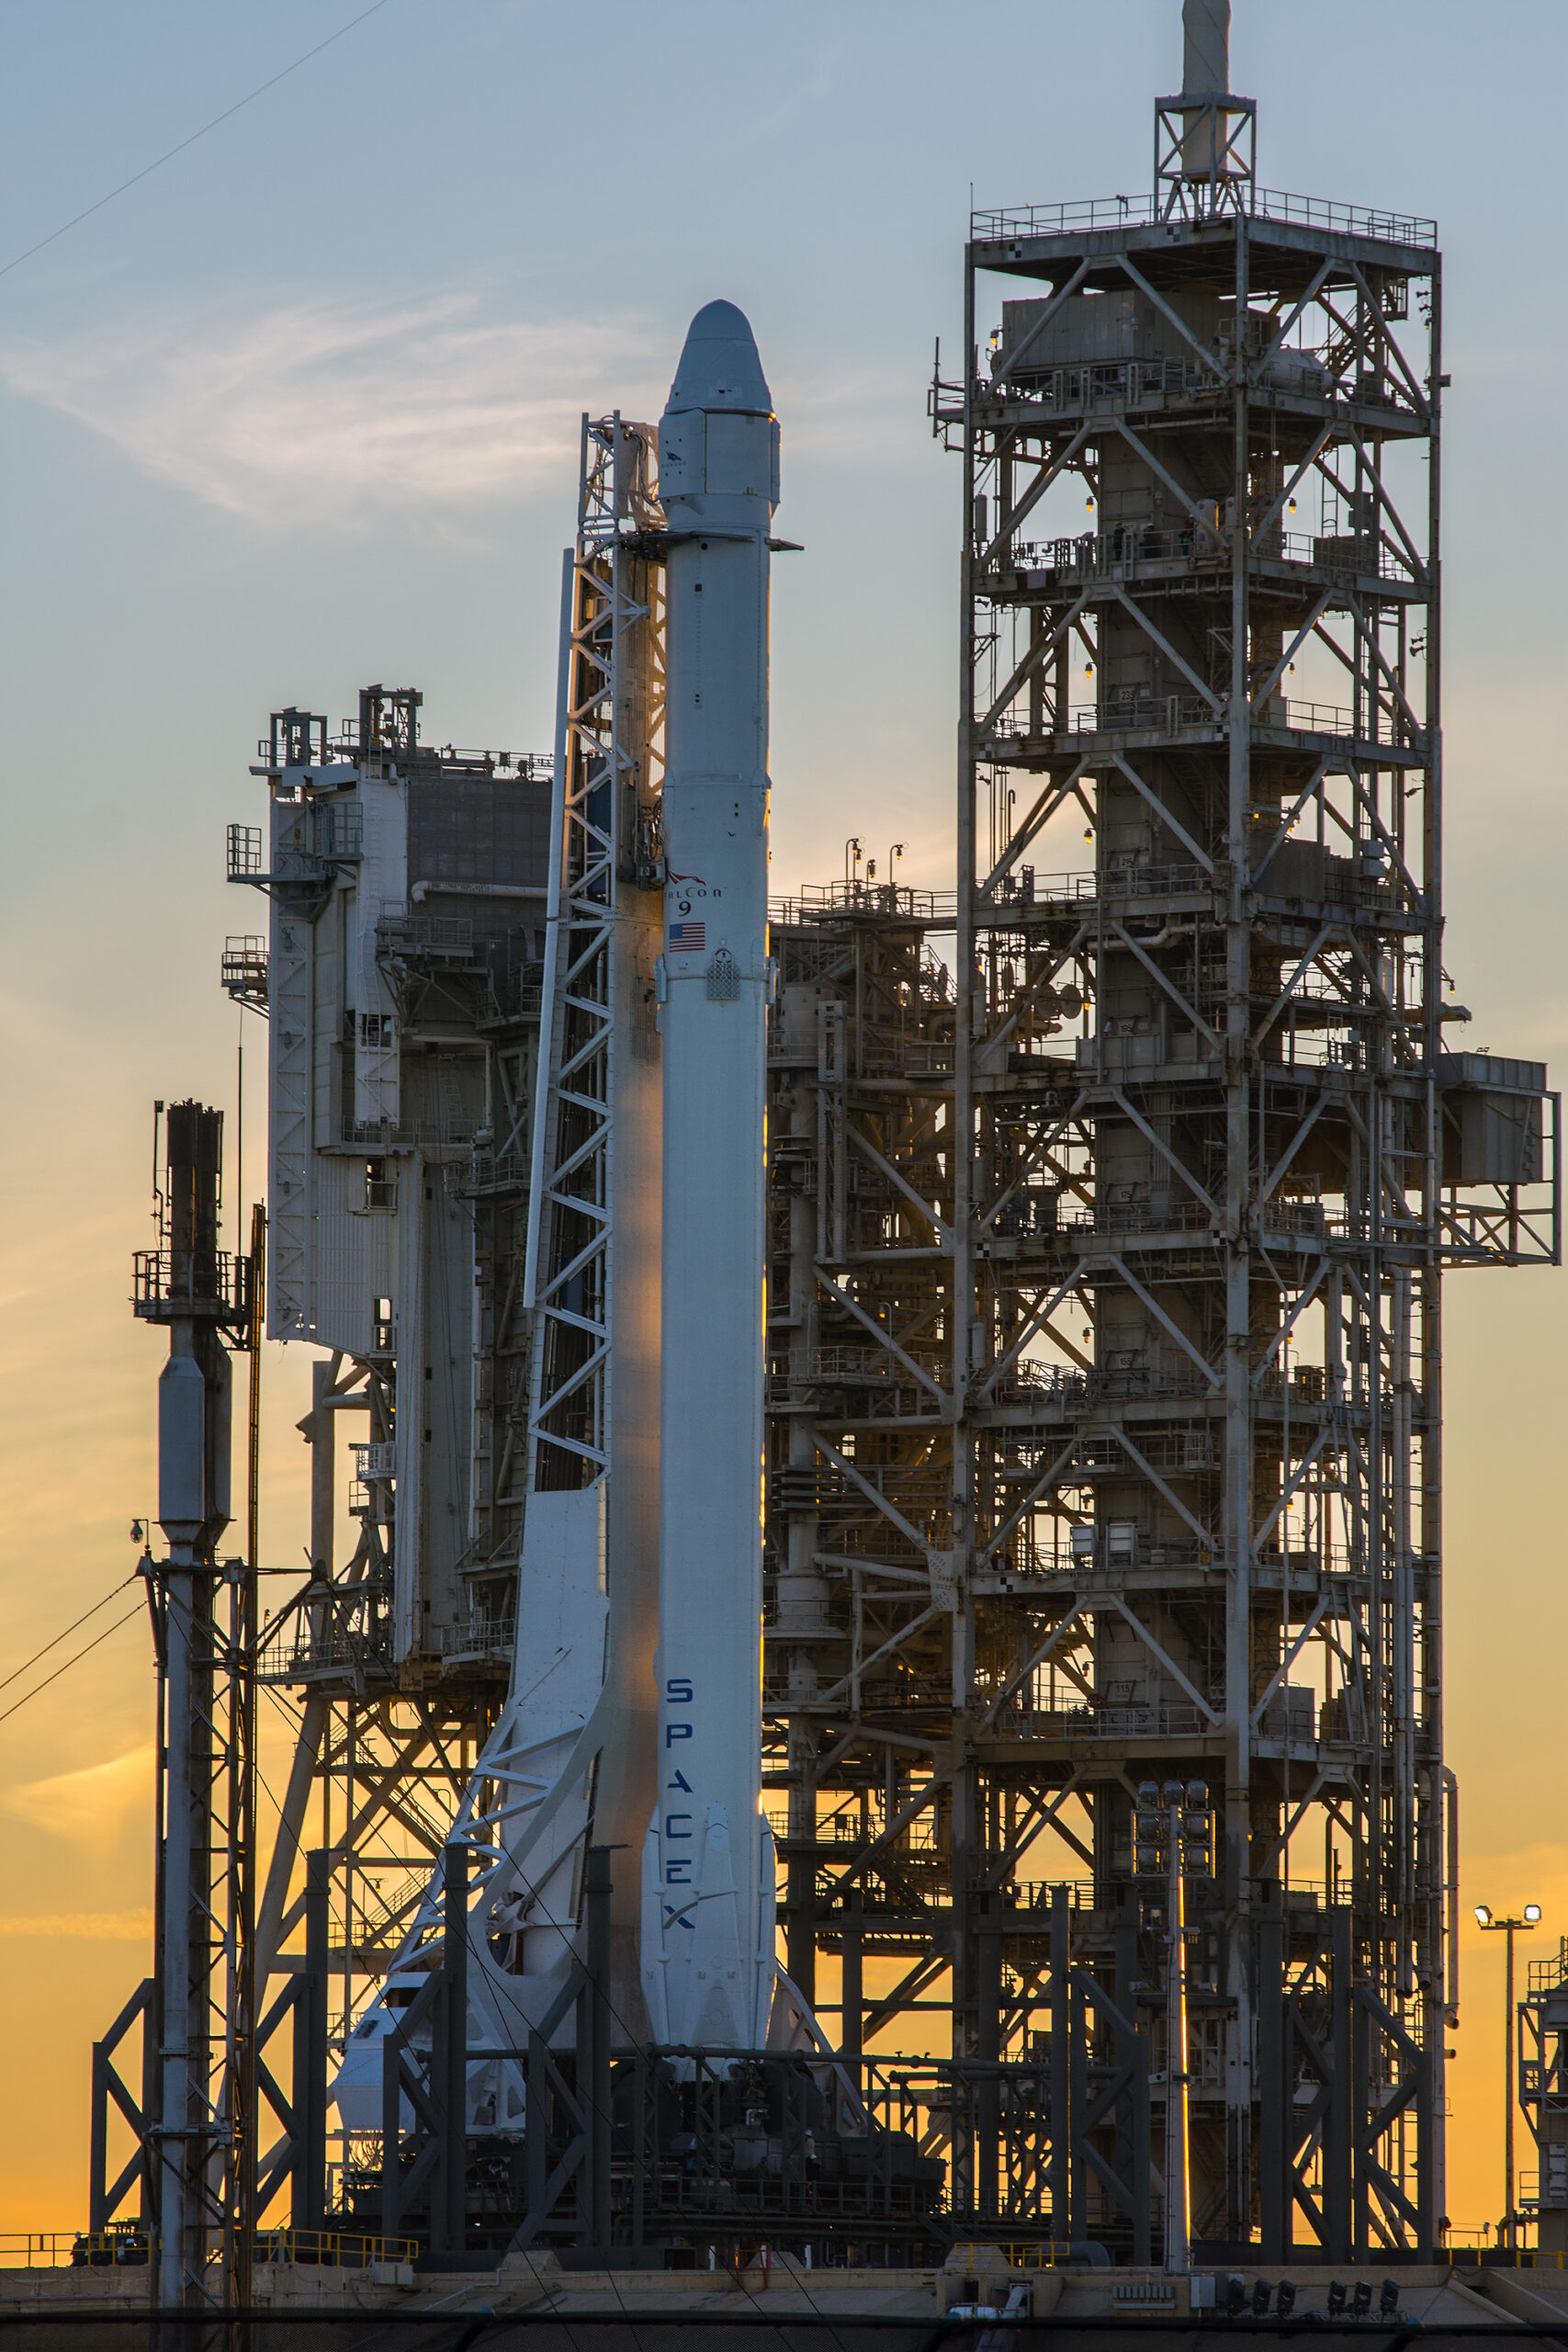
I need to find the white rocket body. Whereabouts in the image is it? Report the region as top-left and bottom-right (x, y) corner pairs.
(641, 302), (780, 2049)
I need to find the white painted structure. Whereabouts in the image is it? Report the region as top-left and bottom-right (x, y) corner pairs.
(639, 302), (780, 2049)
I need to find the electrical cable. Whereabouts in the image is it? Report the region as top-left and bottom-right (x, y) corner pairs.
(0, 1601), (145, 1729)
(0, 1572), (138, 1696)
(0, 0), (398, 286)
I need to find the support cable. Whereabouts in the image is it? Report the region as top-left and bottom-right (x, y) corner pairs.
(0, 1601), (144, 1728)
(0, 1573), (138, 1695)
(0, 0), (398, 285)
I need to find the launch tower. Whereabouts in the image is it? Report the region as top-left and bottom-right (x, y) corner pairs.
(84, 0), (1562, 2284)
(765, 0), (1558, 2258)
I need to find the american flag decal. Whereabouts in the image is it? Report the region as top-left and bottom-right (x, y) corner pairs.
(668, 921), (705, 952)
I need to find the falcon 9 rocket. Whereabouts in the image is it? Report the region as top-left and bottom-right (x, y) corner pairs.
(641, 302), (781, 2048)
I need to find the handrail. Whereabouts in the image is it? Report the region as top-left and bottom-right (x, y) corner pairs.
(972, 187), (1436, 247)
(0, 2227), (418, 2270)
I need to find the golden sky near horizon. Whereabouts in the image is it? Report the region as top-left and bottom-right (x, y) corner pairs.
(1, 0), (1565, 2259)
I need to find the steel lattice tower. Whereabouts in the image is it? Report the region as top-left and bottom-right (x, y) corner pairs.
(766, 5), (1557, 2256)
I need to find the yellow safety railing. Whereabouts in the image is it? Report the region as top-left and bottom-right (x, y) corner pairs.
(0, 2235), (105, 2269)
(0, 2227), (417, 2273)
(947, 2243), (1077, 2270)
(251, 2229), (419, 2269)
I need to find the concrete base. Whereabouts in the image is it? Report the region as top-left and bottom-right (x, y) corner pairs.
(0, 2253), (1553, 2346)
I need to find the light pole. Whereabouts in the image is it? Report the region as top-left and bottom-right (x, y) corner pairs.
(1475, 1902), (1541, 2250)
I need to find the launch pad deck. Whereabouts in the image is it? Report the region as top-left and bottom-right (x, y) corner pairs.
(1, 2257), (1559, 2349)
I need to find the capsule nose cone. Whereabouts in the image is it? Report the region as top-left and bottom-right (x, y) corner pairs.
(665, 299), (772, 417)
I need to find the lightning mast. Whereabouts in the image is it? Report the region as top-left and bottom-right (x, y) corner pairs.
(132, 1102), (255, 2315)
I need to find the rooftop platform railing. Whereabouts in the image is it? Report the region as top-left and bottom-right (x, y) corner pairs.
(972, 187), (1436, 248)
(773, 880), (960, 924)
(988, 695), (1425, 751)
(1006, 525), (1417, 588)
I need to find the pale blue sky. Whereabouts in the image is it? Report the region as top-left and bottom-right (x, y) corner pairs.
(0, 1), (1561, 924)
(0, 0), (1563, 2225)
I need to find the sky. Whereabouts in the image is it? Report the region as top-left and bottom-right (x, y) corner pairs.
(0, 0), (1564, 2242)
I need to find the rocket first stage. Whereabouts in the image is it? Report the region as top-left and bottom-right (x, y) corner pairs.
(641, 301), (781, 2048)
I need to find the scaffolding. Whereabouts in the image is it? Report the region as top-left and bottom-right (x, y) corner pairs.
(764, 63), (1558, 2259)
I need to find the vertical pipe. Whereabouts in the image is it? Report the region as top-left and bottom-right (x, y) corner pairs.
(1050, 1886), (1070, 2242)
(1131, 2016), (1152, 2269)
(1068, 1966), (1088, 2246)
(439, 1841), (469, 2262)
(1258, 1885), (1286, 2260)
(1505, 1924), (1517, 2249)
(1443, 1769), (1460, 2025)
(1392, 1264), (1416, 1993)
(976, 1898), (1000, 2216)
(140, 1974), (159, 2246)
(584, 1845), (613, 2250)
(295, 1850), (329, 2238)
(156, 1548), (195, 2312)
(1416, 2030), (1435, 2262)
(1165, 1806), (1190, 2268)
(1109, 1900), (1146, 2267)
(1326, 1907), (1352, 2263)
(1222, 207), (1256, 2246)
(1425, 250), (1448, 2234)
(1352, 1930), (1372, 2258)
(949, 211), (981, 2162)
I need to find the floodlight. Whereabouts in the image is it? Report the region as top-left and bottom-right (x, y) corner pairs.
(1525, 1904), (1542, 1923)
(1474, 1905), (1492, 1925)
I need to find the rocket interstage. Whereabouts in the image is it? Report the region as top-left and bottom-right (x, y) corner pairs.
(641, 301), (781, 2049)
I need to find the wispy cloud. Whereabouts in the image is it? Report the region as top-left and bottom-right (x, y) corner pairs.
(0, 293), (666, 527)
(2, 1745), (153, 1858)
(0, 1908), (152, 1940)
(0, 288), (916, 529)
